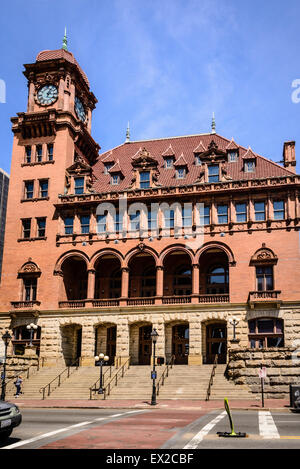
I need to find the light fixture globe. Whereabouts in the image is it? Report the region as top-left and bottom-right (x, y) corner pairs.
(104, 355), (109, 362)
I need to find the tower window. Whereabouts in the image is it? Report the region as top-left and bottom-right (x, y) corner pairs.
(273, 200), (285, 220)
(36, 145), (43, 163)
(39, 180), (48, 198)
(208, 165), (219, 183)
(25, 181), (34, 199)
(22, 219), (31, 239)
(75, 177), (84, 194)
(25, 146), (32, 164)
(37, 218), (46, 238)
(47, 144), (54, 161)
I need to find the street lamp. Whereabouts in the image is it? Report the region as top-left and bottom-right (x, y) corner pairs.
(1, 331), (12, 401)
(150, 328), (159, 406)
(95, 353), (109, 394)
(26, 323), (38, 347)
(229, 317), (239, 341)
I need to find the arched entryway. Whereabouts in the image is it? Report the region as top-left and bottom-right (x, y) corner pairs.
(129, 322), (153, 365)
(61, 324), (82, 366)
(205, 322), (227, 364)
(168, 322), (189, 365)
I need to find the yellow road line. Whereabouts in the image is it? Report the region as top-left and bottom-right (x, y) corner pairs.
(280, 436), (300, 440)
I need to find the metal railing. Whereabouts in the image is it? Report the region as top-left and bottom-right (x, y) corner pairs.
(90, 358), (130, 400)
(89, 362), (118, 400)
(2, 357), (44, 396)
(205, 354), (218, 401)
(40, 358), (80, 400)
(156, 355), (175, 396)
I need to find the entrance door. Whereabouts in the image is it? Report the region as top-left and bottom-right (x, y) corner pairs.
(172, 324), (189, 365)
(139, 326), (152, 365)
(106, 326), (116, 366)
(206, 323), (227, 364)
(76, 328), (82, 361)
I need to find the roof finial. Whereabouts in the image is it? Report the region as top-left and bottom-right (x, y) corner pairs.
(211, 112), (216, 134)
(62, 27), (68, 51)
(125, 121), (130, 143)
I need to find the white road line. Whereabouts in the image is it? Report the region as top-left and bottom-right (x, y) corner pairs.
(259, 411), (280, 439)
(184, 411), (227, 449)
(2, 410), (145, 449)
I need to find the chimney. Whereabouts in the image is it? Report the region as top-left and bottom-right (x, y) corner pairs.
(283, 141), (296, 173)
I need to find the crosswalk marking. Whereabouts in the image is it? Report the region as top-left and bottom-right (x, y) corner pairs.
(184, 411), (227, 449)
(259, 411), (280, 439)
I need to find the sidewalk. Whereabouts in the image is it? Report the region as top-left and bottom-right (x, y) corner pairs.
(7, 398), (291, 411)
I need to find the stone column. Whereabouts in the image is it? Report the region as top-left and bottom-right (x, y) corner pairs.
(116, 319), (130, 366)
(188, 319), (202, 365)
(155, 266), (164, 304)
(120, 268), (129, 306)
(81, 322), (95, 367)
(192, 264), (200, 303)
(28, 81), (35, 112)
(87, 269), (96, 300)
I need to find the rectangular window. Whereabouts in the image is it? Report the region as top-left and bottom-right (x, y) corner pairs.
(47, 144), (53, 161)
(182, 206), (192, 227)
(195, 155), (202, 166)
(245, 161), (255, 173)
(25, 146), (32, 164)
(148, 209), (157, 230)
(200, 205), (210, 226)
(254, 201), (266, 221)
(104, 163), (113, 175)
(24, 278), (37, 302)
(64, 216), (74, 235)
(130, 212), (140, 231)
(273, 200), (285, 220)
(22, 219), (31, 239)
(217, 205), (228, 224)
(75, 177), (84, 195)
(228, 151), (238, 162)
(165, 158), (174, 168)
(236, 202), (247, 223)
(256, 266), (274, 291)
(111, 174), (120, 185)
(80, 215), (90, 234)
(36, 145), (43, 162)
(97, 214), (107, 233)
(164, 209), (175, 229)
(176, 168), (186, 179)
(208, 165), (219, 183)
(37, 218), (46, 238)
(25, 181), (34, 199)
(115, 212), (122, 233)
(140, 171), (150, 189)
(39, 180), (48, 198)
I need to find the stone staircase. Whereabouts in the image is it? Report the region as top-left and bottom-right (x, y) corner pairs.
(207, 365), (255, 400)
(50, 366), (111, 399)
(6, 367), (66, 399)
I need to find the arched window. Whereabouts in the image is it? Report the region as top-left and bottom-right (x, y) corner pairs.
(248, 318), (284, 348)
(173, 265), (192, 295)
(206, 265), (229, 294)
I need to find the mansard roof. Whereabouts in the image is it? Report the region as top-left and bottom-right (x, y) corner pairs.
(92, 133), (296, 193)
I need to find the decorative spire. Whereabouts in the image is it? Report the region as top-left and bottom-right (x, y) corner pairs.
(211, 112), (216, 134)
(62, 27), (68, 51)
(125, 121), (130, 143)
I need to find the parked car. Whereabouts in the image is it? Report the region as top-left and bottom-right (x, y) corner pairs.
(0, 401), (22, 440)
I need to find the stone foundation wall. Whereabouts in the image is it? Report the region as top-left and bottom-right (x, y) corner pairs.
(227, 347), (300, 398)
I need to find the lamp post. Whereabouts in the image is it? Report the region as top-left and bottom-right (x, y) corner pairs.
(150, 328), (159, 406)
(1, 331), (12, 401)
(229, 317), (239, 341)
(26, 323), (38, 347)
(95, 353), (109, 394)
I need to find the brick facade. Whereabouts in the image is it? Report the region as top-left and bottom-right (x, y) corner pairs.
(0, 47), (300, 372)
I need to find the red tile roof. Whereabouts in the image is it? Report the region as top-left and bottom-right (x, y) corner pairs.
(92, 133), (295, 193)
(36, 49), (90, 87)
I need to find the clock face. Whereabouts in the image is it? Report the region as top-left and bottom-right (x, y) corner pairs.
(37, 85), (58, 106)
(75, 96), (86, 122)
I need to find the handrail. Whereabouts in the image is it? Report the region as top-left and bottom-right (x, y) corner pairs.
(206, 354), (218, 401)
(40, 358), (80, 400)
(156, 355), (175, 396)
(90, 358), (130, 400)
(2, 357), (44, 395)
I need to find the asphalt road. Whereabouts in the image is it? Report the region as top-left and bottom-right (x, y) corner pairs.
(1, 408), (300, 450)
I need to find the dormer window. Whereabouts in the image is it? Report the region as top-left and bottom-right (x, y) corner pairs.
(111, 174), (120, 185)
(176, 167), (186, 179)
(228, 150), (238, 162)
(245, 160), (255, 173)
(104, 163), (114, 175)
(140, 171), (150, 189)
(165, 158), (174, 169)
(75, 177), (85, 194)
(208, 164), (219, 183)
(195, 155), (202, 166)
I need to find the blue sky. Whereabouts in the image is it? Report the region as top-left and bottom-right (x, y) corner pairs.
(0, 0), (300, 175)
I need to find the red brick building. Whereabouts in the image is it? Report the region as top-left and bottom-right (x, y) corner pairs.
(0, 44), (300, 369)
